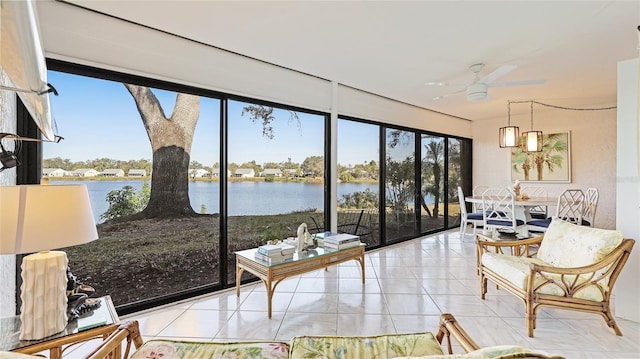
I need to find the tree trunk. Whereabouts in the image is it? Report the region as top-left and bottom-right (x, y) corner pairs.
(124, 84), (200, 219)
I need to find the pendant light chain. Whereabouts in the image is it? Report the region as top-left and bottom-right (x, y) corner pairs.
(530, 100), (534, 130)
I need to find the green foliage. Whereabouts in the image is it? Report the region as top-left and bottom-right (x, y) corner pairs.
(339, 188), (378, 209)
(260, 223), (291, 243)
(100, 182), (150, 221)
(241, 104), (300, 140)
(385, 155), (415, 212)
(199, 204), (206, 214)
(301, 155), (324, 177)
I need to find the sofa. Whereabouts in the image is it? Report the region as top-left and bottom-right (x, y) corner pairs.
(477, 218), (635, 337)
(32, 313), (563, 359)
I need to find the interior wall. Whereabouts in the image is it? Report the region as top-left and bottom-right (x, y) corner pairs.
(472, 102), (618, 229)
(615, 58), (639, 322)
(337, 85), (471, 135)
(0, 70), (18, 318)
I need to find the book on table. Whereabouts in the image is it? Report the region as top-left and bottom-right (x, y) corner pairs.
(322, 233), (359, 245)
(323, 240), (362, 251)
(257, 243), (296, 256)
(254, 251), (294, 264)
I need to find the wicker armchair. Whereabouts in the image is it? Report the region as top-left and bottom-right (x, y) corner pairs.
(477, 218), (635, 337)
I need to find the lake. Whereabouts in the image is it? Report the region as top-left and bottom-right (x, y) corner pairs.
(53, 180), (379, 223)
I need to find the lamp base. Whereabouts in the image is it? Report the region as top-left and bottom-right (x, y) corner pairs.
(19, 251), (68, 340)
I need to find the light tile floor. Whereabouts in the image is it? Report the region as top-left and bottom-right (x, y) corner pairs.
(75, 230), (640, 358)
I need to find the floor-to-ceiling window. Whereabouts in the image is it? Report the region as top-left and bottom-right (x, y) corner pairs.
(447, 137), (464, 229)
(44, 65), (221, 311)
(337, 118), (380, 247)
(226, 99), (326, 285)
(420, 134), (445, 233)
(385, 128), (416, 242)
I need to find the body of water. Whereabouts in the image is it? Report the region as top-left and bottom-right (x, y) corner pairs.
(54, 180), (379, 223)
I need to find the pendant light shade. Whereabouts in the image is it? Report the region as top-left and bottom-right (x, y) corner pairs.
(523, 101), (543, 152)
(499, 101), (519, 148)
(522, 130), (543, 152)
(499, 126), (520, 147)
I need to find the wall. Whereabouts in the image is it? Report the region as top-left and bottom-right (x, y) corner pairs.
(0, 70), (17, 318)
(472, 101), (618, 229)
(615, 58), (639, 322)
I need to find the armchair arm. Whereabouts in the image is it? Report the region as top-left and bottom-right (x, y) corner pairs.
(84, 321), (144, 359)
(435, 313), (480, 354)
(527, 238), (635, 299)
(476, 235), (543, 257)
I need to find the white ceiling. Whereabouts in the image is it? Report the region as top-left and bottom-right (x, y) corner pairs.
(63, 0), (639, 121)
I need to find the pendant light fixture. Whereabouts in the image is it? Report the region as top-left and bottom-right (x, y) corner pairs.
(499, 100), (519, 148)
(521, 101), (543, 152)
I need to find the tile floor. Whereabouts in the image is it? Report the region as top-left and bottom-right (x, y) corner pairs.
(77, 230), (640, 358)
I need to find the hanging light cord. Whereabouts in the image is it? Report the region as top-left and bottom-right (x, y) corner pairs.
(530, 101), (534, 130)
(508, 99), (616, 111)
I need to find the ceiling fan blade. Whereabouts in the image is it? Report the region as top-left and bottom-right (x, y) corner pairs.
(479, 64), (517, 84)
(424, 81), (450, 86)
(433, 88), (466, 100)
(488, 79), (546, 88)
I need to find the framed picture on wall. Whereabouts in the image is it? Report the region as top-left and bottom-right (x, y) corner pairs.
(510, 131), (571, 182)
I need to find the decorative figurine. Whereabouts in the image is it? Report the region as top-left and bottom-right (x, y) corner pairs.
(296, 223), (316, 252)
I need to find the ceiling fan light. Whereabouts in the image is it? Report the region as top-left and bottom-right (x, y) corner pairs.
(466, 82), (487, 101)
(499, 126), (519, 148)
(522, 131), (543, 152)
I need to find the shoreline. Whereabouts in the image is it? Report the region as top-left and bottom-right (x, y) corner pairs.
(45, 176), (378, 184)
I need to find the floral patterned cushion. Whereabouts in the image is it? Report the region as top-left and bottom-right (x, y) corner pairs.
(129, 339), (289, 359)
(289, 332), (444, 359)
(390, 344), (565, 358)
(537, 219), (623, 267)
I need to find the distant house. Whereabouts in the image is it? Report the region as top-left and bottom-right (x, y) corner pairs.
(42, 168), (66, 177)
(284, 169), (300, 177)
(211, 168), (231, 177)
(67, 168), (99, 177)
(260, 168), (283, 177)
(101, 169), (125, 177)
(128, 169), (147, 177)
(234, 168), (255, 178)
(189, 168), (209, 178)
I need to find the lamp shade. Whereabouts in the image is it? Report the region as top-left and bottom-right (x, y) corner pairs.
(499, 126), (520, 148)
(522, 130), (543, 152)
(0, 184), (98, 254)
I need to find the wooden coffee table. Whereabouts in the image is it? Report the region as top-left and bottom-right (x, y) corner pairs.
(235, 244), (365, 318)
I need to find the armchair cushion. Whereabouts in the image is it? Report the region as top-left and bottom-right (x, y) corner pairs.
(481, 252), (609, 301)
(391, 345), (565, 358)
(289, 332), (444, 359)
(536, 219), (623, 267)
(129, 340), (290, 359)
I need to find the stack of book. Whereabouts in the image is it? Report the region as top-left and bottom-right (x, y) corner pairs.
(322, 233), (362, 250)
(255, 243), (296, 264)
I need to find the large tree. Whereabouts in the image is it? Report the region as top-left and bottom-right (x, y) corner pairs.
(124, 84), (201, 218)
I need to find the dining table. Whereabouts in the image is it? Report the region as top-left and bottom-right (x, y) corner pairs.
(464, 195), (558, 222)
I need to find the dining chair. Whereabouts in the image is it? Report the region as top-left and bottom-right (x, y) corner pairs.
(520, 186), (548, 220)
(481, 187), (524, 233)
(527, 188), (585, 232)
(472, 185), (489, 213)
(457, 186), (484, 239)
(582, 187), (599, 227)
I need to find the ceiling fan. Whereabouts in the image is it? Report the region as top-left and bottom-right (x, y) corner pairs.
(426, 63), (545, 102)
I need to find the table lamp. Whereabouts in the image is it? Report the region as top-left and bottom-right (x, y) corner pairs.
(0, 184), (98, 340)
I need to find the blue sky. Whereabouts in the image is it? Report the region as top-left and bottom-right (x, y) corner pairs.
(44, 71), (380, 166)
